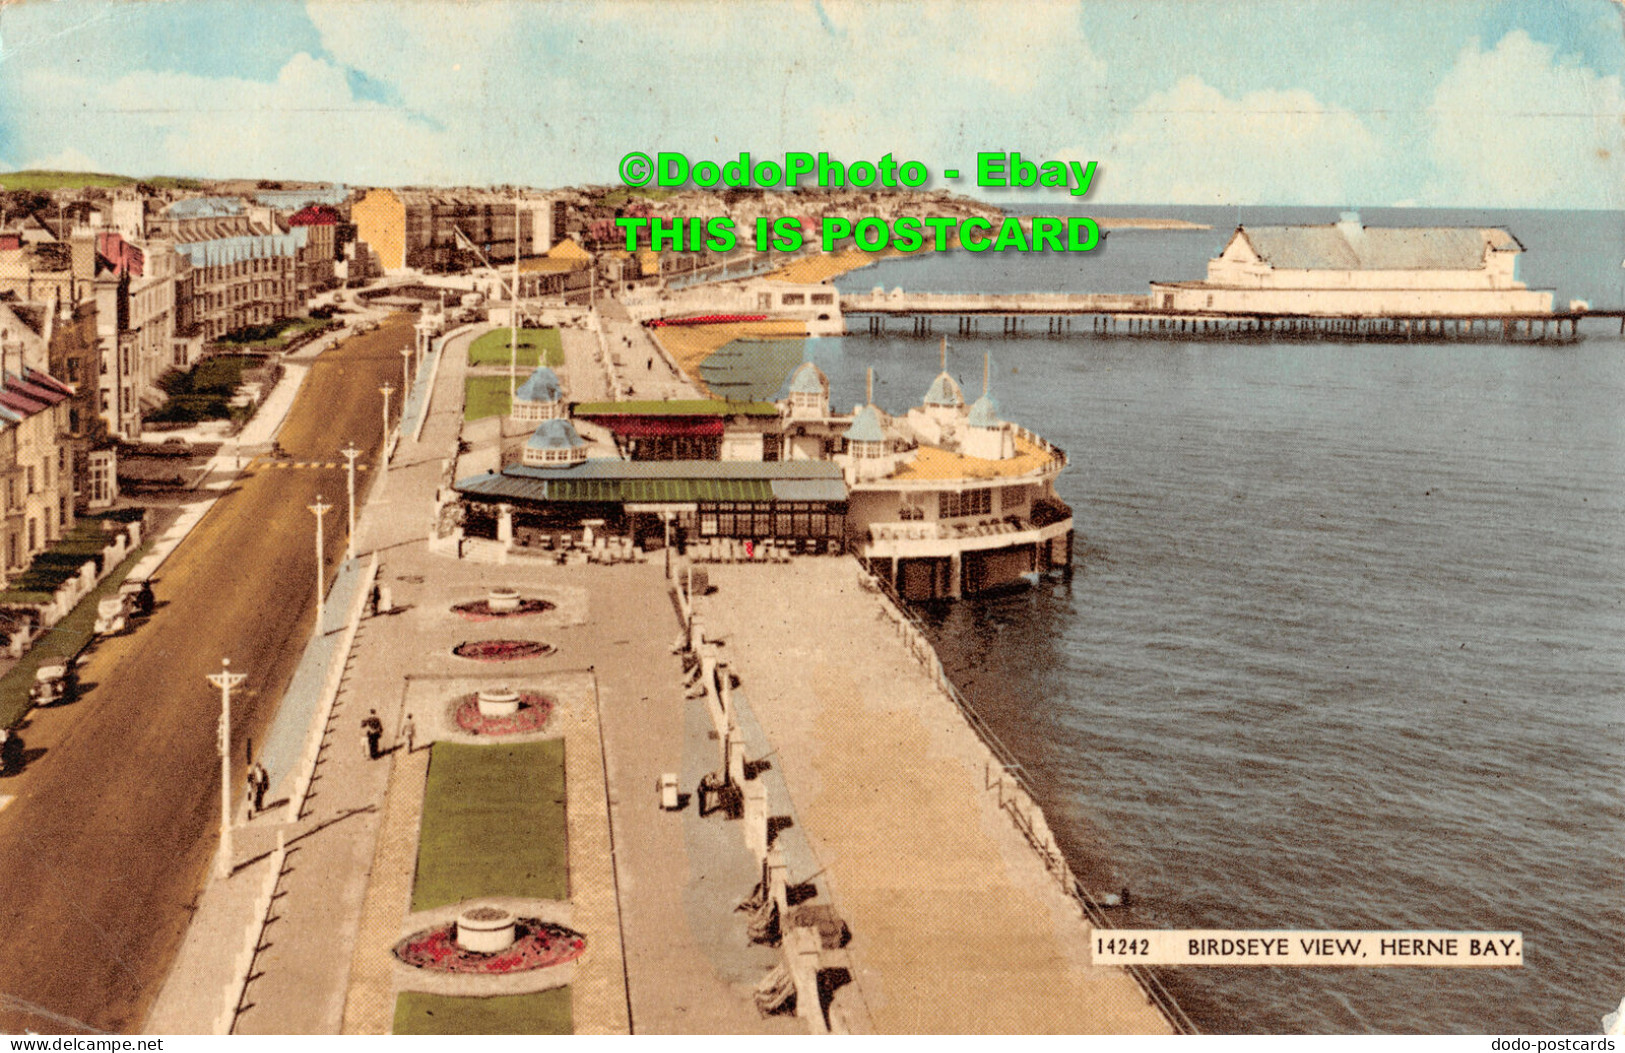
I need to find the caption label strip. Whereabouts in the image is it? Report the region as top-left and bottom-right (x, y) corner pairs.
(1093, 930), (1523, 967)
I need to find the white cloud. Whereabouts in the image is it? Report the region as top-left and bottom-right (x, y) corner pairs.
(1090, 76), (1391, 204)
(1423, 30), (1625, 208)
(7, 53), (451, 184)
(19, 146), (105, 174)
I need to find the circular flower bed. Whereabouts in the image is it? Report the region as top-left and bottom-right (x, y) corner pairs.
(453, 639), (556, 662)
(452, 690), (554, 735)
(394, 918), (586, 973)
(451, 598), (555, 621)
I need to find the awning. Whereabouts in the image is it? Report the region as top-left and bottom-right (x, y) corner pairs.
(607, 417), (725, 439)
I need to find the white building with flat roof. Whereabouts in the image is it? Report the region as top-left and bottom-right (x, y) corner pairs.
(1151, 213), (1555, 317)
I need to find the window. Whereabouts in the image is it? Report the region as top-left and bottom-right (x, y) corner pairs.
(810, 293), (834, 305)
(26, 466), (34, 495)
(939, 488), (992, 518)
(780, 293), (805, 306)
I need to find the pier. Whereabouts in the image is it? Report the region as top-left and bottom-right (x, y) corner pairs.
(841, 291), (1621, 343)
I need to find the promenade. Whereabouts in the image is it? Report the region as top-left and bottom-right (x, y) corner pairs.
(145, 298), (1169, 1036)
(693, 560), (1173, 1034)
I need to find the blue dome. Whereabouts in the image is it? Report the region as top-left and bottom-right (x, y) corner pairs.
(788, 362), (827, 396)
(515, 367), (563, 403)
(923, 372), (964, 407)
(967, 394), (1001, 427)
(842, 405), (885, 443)
(525, 419), (586, 450)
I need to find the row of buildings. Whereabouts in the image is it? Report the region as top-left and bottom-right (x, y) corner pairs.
(0, 182), (371, 588)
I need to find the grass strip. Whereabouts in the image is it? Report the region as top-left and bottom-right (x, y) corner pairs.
(393, 989), (570, 1035)
(468, 328), (564, 368)
(464, 376), (514, 421)
(411, 738), (567, 911)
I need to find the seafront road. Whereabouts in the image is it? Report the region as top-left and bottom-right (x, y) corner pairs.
(0, 315), (414, 1034)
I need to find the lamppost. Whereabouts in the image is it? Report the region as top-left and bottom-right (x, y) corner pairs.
(380, 382), (395, 439)
(208, 658), (246, 879)
(341, 443), (361, 561)
(400, 345), (412, 396)
(309, 495), (331, 633)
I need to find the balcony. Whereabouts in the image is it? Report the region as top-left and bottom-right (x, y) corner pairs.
(862, 512), (1073, 559)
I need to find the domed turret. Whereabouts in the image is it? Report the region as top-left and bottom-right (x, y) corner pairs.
(786, 361), (829, 419)
(521, 418), (588, 466)
(512, 366), (565, 422)
(962, 353), (1016, 460)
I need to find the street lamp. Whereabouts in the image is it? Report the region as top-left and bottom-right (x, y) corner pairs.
(400, 345), (412, 396)
(208, 658), (246, 880)
(380, 382), (395, 439)
(309, 495), (331, 633)
(341, 443), (361, 561)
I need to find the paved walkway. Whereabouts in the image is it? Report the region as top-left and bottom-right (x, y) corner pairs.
(147, 319), (469, 1035)
(694, 560), (1173, 1034)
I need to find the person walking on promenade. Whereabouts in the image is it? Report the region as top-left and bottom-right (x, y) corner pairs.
(362, 709), (384, 760)
(251, 761), (269, 815)
(399, 713), (416, 755)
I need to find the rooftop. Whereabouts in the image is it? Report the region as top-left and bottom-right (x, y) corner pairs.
(923, 372), (965, 407)
(887, 431), (1057, 482)
(967, 394), (1001, 428)
(524, 419), (586, 450)
(1235, 223), (1523, 271)
(165, 196), (246, 220)
(843, 405), (886, 443)
(515, 367), (563, 403)
(572, 399), (779, 417)
(176, 229), (309, 268)
(456, 457), (847, 504)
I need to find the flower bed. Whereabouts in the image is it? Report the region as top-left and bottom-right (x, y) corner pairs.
(453, 639), (555, 662)
(451, 598), (555, 621)
(453, 691), (555, 736)
(394, 918), (586, 973)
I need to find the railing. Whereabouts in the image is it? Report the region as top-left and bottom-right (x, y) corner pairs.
(859, 561), (1199, 1036)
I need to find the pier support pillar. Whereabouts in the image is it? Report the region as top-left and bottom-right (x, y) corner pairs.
(948, 553), (962, 600)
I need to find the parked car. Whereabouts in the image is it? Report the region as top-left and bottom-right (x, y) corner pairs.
(94, 596), (129, 636)
(29, 659), (77, 706)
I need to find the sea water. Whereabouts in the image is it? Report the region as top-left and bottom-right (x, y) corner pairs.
(796, 208), (1625, 1033)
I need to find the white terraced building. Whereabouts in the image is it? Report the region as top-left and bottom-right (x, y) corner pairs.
(1150, 212), (1555, 317)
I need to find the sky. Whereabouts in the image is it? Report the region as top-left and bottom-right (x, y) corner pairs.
(0, 0), (1621, 208)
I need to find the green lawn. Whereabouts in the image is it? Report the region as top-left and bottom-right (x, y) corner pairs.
(148, 354), (262, 424)
(411, 739), (567, 911)
(0, 170), (202, 191)
(469, 328), (564, 368)
(394, 989), (571, 1035)
(0, 521), (155, 729)
(464, 376), (514, 421)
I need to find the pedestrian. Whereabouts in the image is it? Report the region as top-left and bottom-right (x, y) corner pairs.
(246, 767), (259, 816)
(362, 709), (384, 759)
(647, 357), (653, 371)
(252, 761), (269, 814)
(400, 713), (417, 755)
